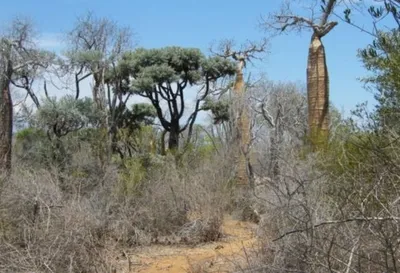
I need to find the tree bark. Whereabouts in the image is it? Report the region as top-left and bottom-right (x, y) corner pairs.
(0, 74), (13, 174)
(168, 122), (180, 151)
(92, 73), (109, 165)
(307, 34), (329, 150)
(233, 61), (251, 185)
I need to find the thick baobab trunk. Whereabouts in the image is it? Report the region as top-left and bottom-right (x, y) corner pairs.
(233, 61), (251, 185)
(0, 77), (13, 174)
(307, 34), (329, 149)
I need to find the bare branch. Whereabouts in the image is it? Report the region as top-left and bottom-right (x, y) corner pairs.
(273, 217), (400, 242)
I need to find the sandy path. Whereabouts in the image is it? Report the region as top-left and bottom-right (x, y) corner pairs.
(120, 216), (258, 273)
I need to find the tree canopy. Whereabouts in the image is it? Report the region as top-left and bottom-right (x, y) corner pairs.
(120, 46), (236, 150)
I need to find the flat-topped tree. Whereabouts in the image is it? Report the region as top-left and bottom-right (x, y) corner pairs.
(211, 39), (267, 185)
(263, 0), (340, 150)
(120, 47), (235, 151)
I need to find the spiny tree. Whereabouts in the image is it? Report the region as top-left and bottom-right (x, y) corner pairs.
(263, 0), (340, 150)
(211, 39), (267, 185)
(120, 47), (236, 151)
(0, 18), (54, 173)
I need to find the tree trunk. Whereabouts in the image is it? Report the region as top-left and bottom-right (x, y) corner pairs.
(92, 74), (109, 165)
(307, 34), (329, 150)
(168, 122), (180, 151)
(0, 76), (13, 174)
(233, 61), (251, 186)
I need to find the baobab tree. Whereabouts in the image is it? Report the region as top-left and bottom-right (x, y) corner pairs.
(263, 0), (340, 149)
(211, 39), (267, 185)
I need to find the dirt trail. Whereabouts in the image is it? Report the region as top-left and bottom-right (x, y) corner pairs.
(120, 216), (258, 273)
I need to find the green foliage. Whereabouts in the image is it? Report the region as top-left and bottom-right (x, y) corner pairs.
(115, 125), (158, 157)
(117, 152), (166, 197)
(118, 157), (147, 196)
(121, 47), (203, 88)
(360, 29), (400, 130)
(196, 135), (216, 158)
(202, 97), (230, 124)
(119, 46), (235, 150)
(37, 95), (102, 138)
(344, 0), (400, 25)
(64, 50), (104, 67)
(14, 127), (52, 166)
(321, 128), (400, 214)
(116, 103), (157, 133)
(121, 46), (235, 92)
(15, 127), (46, 141)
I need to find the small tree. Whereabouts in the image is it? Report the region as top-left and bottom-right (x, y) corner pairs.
(120, 47), (236, 151)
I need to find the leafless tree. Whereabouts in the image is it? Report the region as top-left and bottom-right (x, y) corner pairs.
(251, 80), (307, 179)
(211, 39), (268, 186)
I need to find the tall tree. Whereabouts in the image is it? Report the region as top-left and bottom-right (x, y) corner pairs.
(66, 12), (133, 106)
(65, 12), (134, 161)
(211, 40), (266, 185)
(264, 0), (339, 150)
(120, 47), (235, 151)
(0, 18), (53, 173)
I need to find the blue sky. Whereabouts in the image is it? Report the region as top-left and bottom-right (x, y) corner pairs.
(1, 0), (388, 117)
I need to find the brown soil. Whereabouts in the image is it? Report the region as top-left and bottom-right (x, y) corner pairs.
(116, 215), (258, 273)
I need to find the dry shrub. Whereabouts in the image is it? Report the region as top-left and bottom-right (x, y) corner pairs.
(0, 143), (234, 272)
(242, 133), (400, 273)
(119, 152), (233, 245)
(0, 169), (116, 273)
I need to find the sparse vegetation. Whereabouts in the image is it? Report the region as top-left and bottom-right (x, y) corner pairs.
(1, 1), (400, 272)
